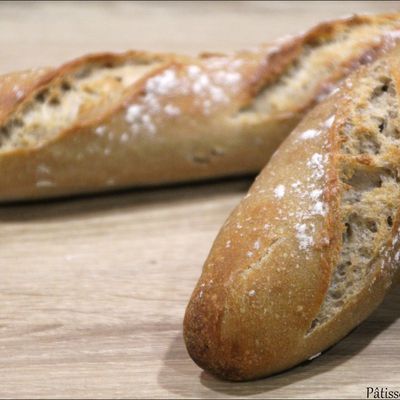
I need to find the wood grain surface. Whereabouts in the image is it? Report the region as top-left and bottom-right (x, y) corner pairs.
(0, 1), (399, 399)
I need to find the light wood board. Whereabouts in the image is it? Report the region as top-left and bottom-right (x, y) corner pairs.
(0, 1), (399, 398)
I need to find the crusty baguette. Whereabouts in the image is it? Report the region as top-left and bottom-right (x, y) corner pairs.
(183, 42), (400, 381)
(2, 14), (400, 201)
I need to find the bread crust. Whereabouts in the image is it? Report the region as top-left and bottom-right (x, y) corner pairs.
(1, 14), (400, 201)
(183, 44), (400, 381)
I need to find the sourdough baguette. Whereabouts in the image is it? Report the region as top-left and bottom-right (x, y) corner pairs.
(183, 43), (400, 381)
(2, 14), (400, 201)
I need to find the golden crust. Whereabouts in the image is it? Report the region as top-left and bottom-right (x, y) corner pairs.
(183, 44), (400, 381)
(1, 13), (400, 201)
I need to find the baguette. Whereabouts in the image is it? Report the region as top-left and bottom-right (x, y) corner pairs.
(2, 14), (400, 200)
(183, 42), (400, 381)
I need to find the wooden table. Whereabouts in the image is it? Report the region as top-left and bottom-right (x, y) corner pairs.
(0, 2), (399, 398)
